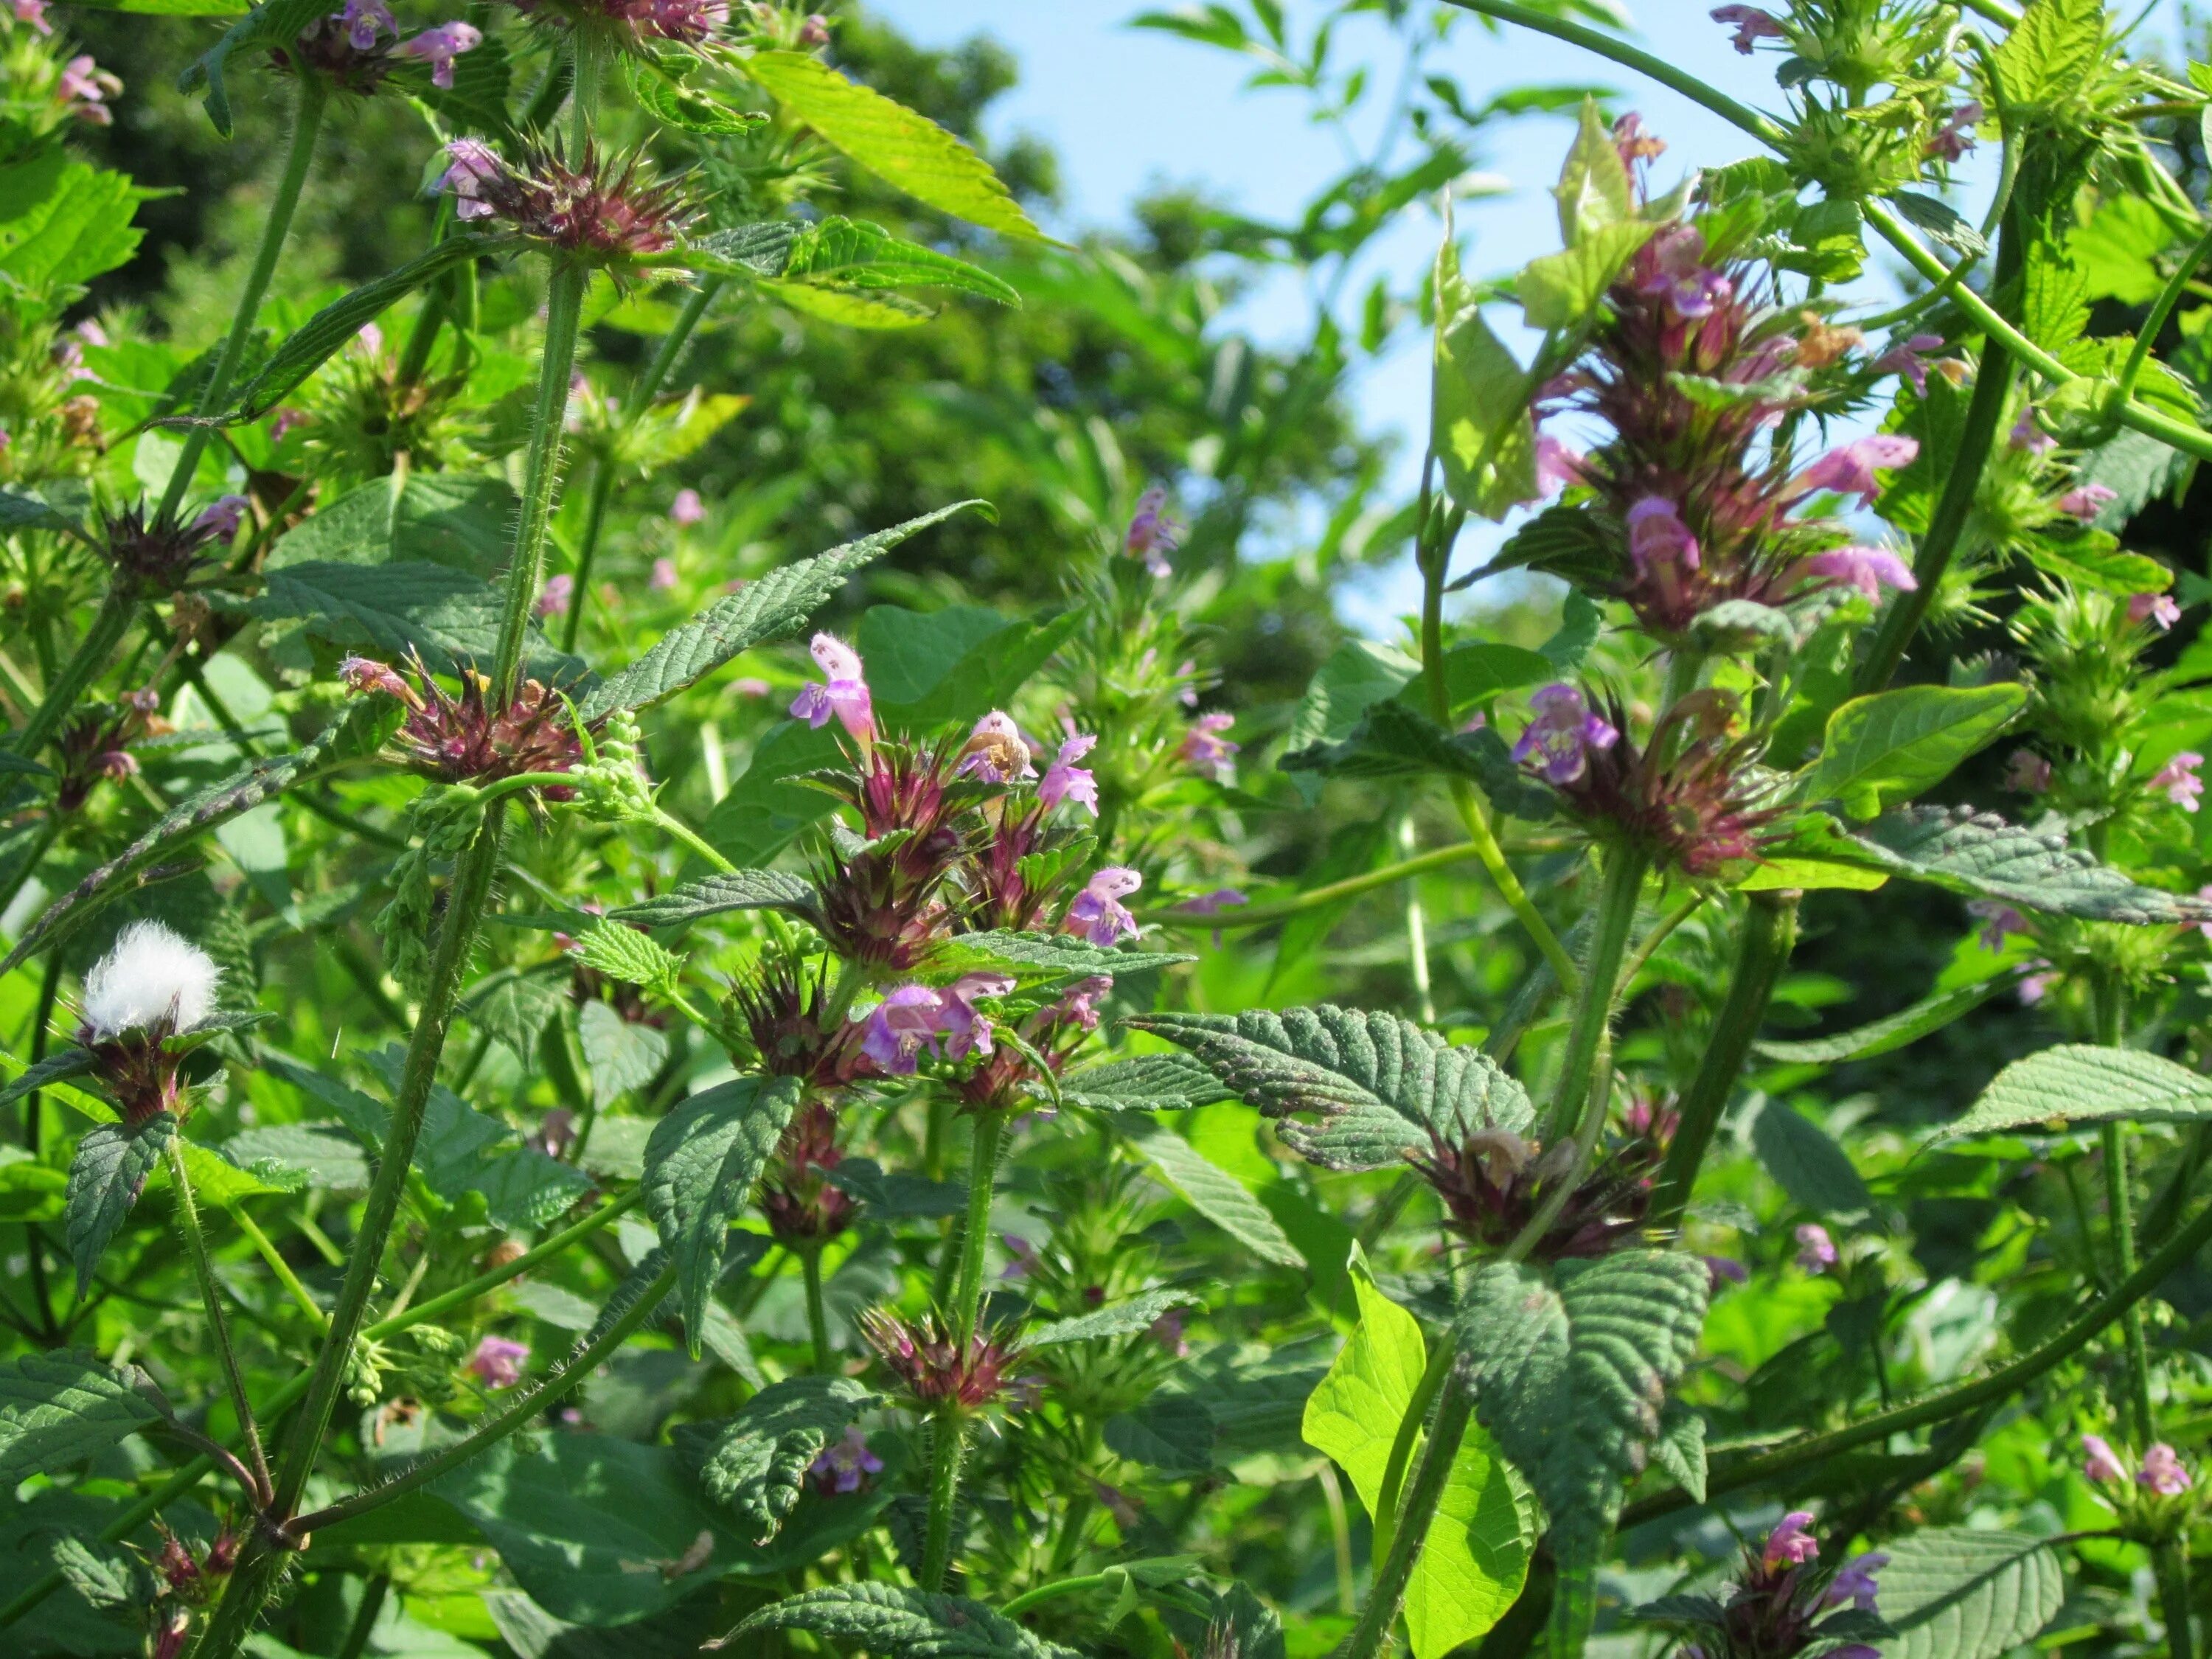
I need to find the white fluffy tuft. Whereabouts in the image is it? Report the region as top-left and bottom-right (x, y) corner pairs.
(80, 920), (222, 1040)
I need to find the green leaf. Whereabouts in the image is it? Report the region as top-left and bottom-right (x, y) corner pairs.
(1652, 1401), (1706, 1502)
(1119, 1118), (1303, 1267)
(1552, 97), (1633, 246)
(1887, 191), (1988, 258)
(0, 1048), (95, 1110)
(267, 471), (518, 576)
(822, 1157), (968, 1219)
(683, 221), (799, 278)
(571, 922), (684, 997)
(578, 502), (986, 720)
(606, 870), (821, 929)
(1935, 1044), (2212, 1141)
(1750, 1101), (1872, 1217)
(577, 1000), (668, 1111)
(1441, 642), (1554, 712)
(1753, 973), (2021, 1065)
(1284, 641), (1420, 768)
(1062, 1054), (1234, 1113)
(49, 1535), (155, 1610)
(1995, 0), (2105, 112)
(723, 1583), (1082, 1658)
(783, 216), (1020, 306)
(0, 486), (81, 539)
(1516, 220), (1654, 329)
(1127, 1006), (1534, 1171)
(462, 969), (568, 1061)
(1799, 685), (2025, 818)
(760, 279), (934, 329)
(1303, 1253), (1531, 1656)
(248, 560), (588, 687)
(1454, 1251), (1708, 1649)
(222, 1123), (370, 1190)
(1104, 1394), (1216, 1474)
(2021, 525), (2172, 595)
(0, 155), (154, 301)
(1028, 1288), (1201, 1349)
(684, 1375), (878, 1544)
(644, 1077), (804, 1355)
(1433, 243), (1536, 521)
(1281, 699), (1556, 821)
(627, 57), (768, 136)
(1874, 1527), (2062, 1659)
(1490, 504), (1618, 591)
(0, 1351), (161, 1486)
(931, 929), (1194, 981)
(740, 53), (1048, 241)
(66, 1116), (175, 1297)
(178, 0), (327, 133)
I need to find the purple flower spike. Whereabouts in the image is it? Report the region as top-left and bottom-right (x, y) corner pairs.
(1067, 867), (1142, 947)
(2083, 1433), (2128, 1485)
(1761, 1511), (1820, 1571)
(1512, 683), (1618, 786)
(790, 631), (876, 742)
(1794, 1222), (1837, 1273)
(2141, 1442), (2191, 1495)
(1040, 731), (1099, 815)
(1710, 3), (1784, 52)
(398, 21), (482, 88)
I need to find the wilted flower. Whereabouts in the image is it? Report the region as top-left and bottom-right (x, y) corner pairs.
(77, 922), (223, 1124)
(467, 1335), (529, 1388)
(2056, 482), (2118, 522)
(397, 19), (481, 86)
(1612, 111), (1665, 167)
(1790, 437), (1919, 507)
(861, 1310), (1032, 1411)
(1792, 313), (1863, 369)
(669, 487), (704, 526)
(2003, 749), (2053, 793)
(2141, 1442), (2192, 1496)
(1067, 866), (1141, 947)
(2083, 1433), (2129, 1484)
(790, 632), (876, 742)
(1966, 900), (2029, 951)
(1794, 1222), (1837, 1273)
(55, 689), (165, 814)
(1710, 4), (1784, 51)
(1417, 1114), (1667, 1262)
(341, 652), (595, 796)
(1124, 484), (1183, 578)
(808, 1425), (882, 1494)
(1180, 712), (1239, 780)
(1049, 975), (1113, 1032)
(1040, 732), (1099, 815)
(1874, 333), (1944, 395)
(956, 711), (1034, 784)
(2153, 751), (2205, 813)
(100, 502), (232, 597)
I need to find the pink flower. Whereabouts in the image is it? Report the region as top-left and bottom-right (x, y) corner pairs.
(808, 1425), (882, 1493)
(1627, 495), (1701, 578)
(1180, 712), (1239, 782)
(438, 138), (503, 220)
(2003, 749), (2052, 793)
(1000, 1234), (1041, 1280)
(1710, 3), (1784, 50)
(1040, 732), (1099, 815)
(2009, 406), (2056, 456)
(731, 677), (771, 697)
(193, 495), (249, 538)
(669, 487), (705, 526)
(535, 573), (573, 618)
(2153, 751), (2205, 812)
(2083, 1433), (2128, 1485)
(955, 711), (1035, 784)
(58, 55), (120, 125)
(1176, 886), (1248, 945)
(1761, 1511), (1820, 1570)
(1797, 545), (1917, 602)
(1874, 333), (1944, 395)
(1533, 434), (1585, 497)
(11, 0), (49, 35)
(2130, 593), (2181, 630)
(1124, 485), (1182, 578)
(1638, 224), (1731, 319)
(1067, 867), (1142, 947)
(1050, 974), (1113, 1030)
(2140, 1442), (2191, 1495)
(2018, 972), (2055, 1006)
(399, 21), (481, 88)
(340, 0), (394, 47)
(1927, 101), (1983, 163)
(269, 408), (308, 442)
(650, 557), (678, 591)
(1513, 684), (1618, 785)
(1792, 436), (1920, 507)
(860, 984), (945, 1076)
(1149, 1307), (1191, 1357)
(1966, 900), (2028, 951)
(798, 10), (830, 45)
(939, 972), (1015, 1061)
(790, 632), (875, 742)
(2056, 482), (2118, 522)
(467, 1335), (529, 1388)
(1825, 1553), (1887, 1611)
(1794, 1222), (1837, 1273)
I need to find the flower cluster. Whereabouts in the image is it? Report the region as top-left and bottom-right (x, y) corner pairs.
(508, 0), (728, 49)
(1414, 1101), (1673, 1261)
(759, 1100), (858, 1242)
(274, 1), (481, 93)
(860, 1311), (1034, 1411)
(2081, 1433), (2202, 1535)
(437, 140), (695, 267)
(76, 922), (224, 1123)
(54, 687), (165, 813)
(341, 653), (596, 796)
(1644, 1510), (1889, 1659)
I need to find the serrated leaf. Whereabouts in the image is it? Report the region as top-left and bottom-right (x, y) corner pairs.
(0, 156), (154, 302)
(1754, 972), (2020, 1065)
(0, 486), (80, 538)
(571, 922), (684, 995)
(1750, 1100), (1871, 1217)
(579, 502), (984, 720)
(761, 279), (934, 328)
(1874, 1528), (2062, 1659)
(1887, 191), (1987, 257)
(822, 1156), (967, 1218)
(66, 1116), (175, 1296)
(222, 1122), (369, 1190)
(49, 1534), (154, 1610)
(680, 220), (799, 277)
(1061, 1054), (1233, 1112)
(723, 1583), (1082, 1658)
(248, 560), (588, 687)
(1652, 1401), (1706, 1502)
(1027, 1288), (1201, 1349)
(1995, 0), (2105, 111)
(1553, 97), (1633, 245)
(2021, 526), (2172, 595)
(0, 1047), (95, 1110)
(1489, 503), (1618, 590)
(0, 1351), (161, 1485)
(685, 1375), (877, 1543)
(1935, 1044), (2212, 1141)
(1433, 242), (1536, 521)
(1517, 219), (1654, 328)
(783, 216), (1020, 306)
(180, 0), (348, 136)
(1119, 1119), (1303, 1267)
(644, 1077), (803, 1356)
(1104, 1394), (1216, 1474)
(931, 928), (1194, 980)
(1454, 1251), (1708, 1649)
(462, 970), (569, 1060)
(627, 58), (767, 135)
(267, 469), (517, 576)
(741, 54), (1047, 240)
(1127, 1006), (1534, 1171)
(577, 1000), (669, 1111)
(1280, 698), (1557, 821)
(1800, 686), (2025, 818)
(607, 870), (821, 928)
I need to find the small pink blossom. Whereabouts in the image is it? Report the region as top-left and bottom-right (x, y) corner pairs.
(193, 495), (250, 539)
(58, 55), (120, 125)
(1051, 974), (1114, 1031)
(1176, 886), (1248, 945)
(1514, 683), (1618, 785)
(650, 557), (678, 591)
(1874, 333), (1944, 395)
(669, 488), (705, 526)
(731, 677), (771, 697)
(2003, 749), (2052, 793)
(2130, 593), (2181, 630)
(955, 711), (1035, 784)
(399, 21), (482, 89)
(1124, 485), (1182, 578)
(1761, 1511), (1819, 1570)
(438, 138), (503, 220)
(1792, 436), (1919, 506)
(2056, 482), (2118, 521)
(1702, 1255), (1748, 1290)
(939, 972), (1015, 1061)
(1927, 101), (1983, 163)
(270, 408), (309, 442)
(1966, 900), (2029, 952)
(467, 1335), (529, 1388)
(2082, 1433), (2128, 1485)
(2009, 407), (2056, 456)
(2018, 972), (2055, 1006)
(1627, 495), (1700, 579)
(1794, 1222), (1837, 1273)
(1825, 1553), (1887, 1611)
(1710, 3), (1784, 51)
(790, 632), (875, 742)
(2154, 751), (2205, 812)
(2140, 1442), (2191, 1496)
(1638, 224), (1731, 319)
(1067, 867), (1142, 947)
(11, 0), (50, 35)
(1040, 732), (1099, 815)
(1180, 712), (1239, 781)
(1798, 544), (1917, 602)
(1532, 434), (1585, 497)
(535, 574), (573, 618)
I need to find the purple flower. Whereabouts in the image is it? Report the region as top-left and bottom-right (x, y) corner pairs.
(1050, 974), (1114, 1031)
(2004, 749), (2052, 793)
(2018, 972), (2055, 1006)
(2154, 751), (2205, 813)
(650, 557), (678, 591)
(1825, 1552), (1887, 1611)
(2141, 1442), (2191, 1495)
(2083, 1433), (2127, 1484)
(1966, 900), (2029, 951)
(1626, 495), (1701, 579)
(955, 711), (1035, 784)
(399, 21), (482, 90)
(12, 0), (51, 35)
(939, 972), (1015, 1061)
(860, 984), (945, 1076)
(790, 632), (876, 742)
(1533, 434), (1585, 497)
(1874, 333), (1944, 395)
(1040, 732), (1099, 815)
(1927, 101), (1983, 162)
(669, 487), (704, 526)
(467, 1335), (529, 1388)
(1702, 1255), (1749, 1290)
(1067, 867), (1142, 947)
(193, 495), (250, 539)
(1176, 886), (1248, 946)
(1637, 225), (1731, 319)
(808, 1425), (882, 1494)
(270, 408), (308, 442)
(339, 0), (394, 48)
(1761, 1511), (1820, 1570)
(1792, 436), (1920, 507)
(59, 55), (119, 124)
(1794, 1222), (1837, 1273)
(2130, 592), (2181, 630)
(1000, 1233), (1042, 1280)
(438, 138), (503, 220)
(2056, 482), (2118, 522)
(1180, 712), (1239, 781)
(535, 573), (573, 618)
(1797, 544), (1918, 602)
(2009, 406), (2056, 456)
(1512, 683), (1618, 786)
(1710, 3), (1784, 51)
(1124, 485), (1182, 578)
(1149, 1307), (1191, 1357)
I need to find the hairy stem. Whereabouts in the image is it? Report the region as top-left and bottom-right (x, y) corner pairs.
(921, 1409), (970, 1593)
(7, 585), (132, 766)
(491, 263), (586, 702)
(1150, 843), (1484, 930)
(920, 1108), (1008, 1589)
(164, 1136), (271, 1503)
(1538, 846), (1645, 1144)
(157, 75), (328, 525)
(801, 1245), (832, 1373)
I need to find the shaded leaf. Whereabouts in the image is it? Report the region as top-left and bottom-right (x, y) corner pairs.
(644, 1077), (804, 1354)
(682, 1375), (878, 1543)
(932, 929), (1194, 981)
(1754, 973), (2021, 1065)
(0, 1048), (95, 1110)
(723, 1582), (1082, 1658)
(1027, 1289), (1200, 1349)
(66, 1116), (175, 1296)
(1874, 1527), (2062, 1659)
(1119, 1118), (1303, 1267)
(607, 870), (821, 929)
(222, 1122), (370, 1190)
(0, 1351), (161, 1485)
(1062, 1054), (1234, 1113)
(1935, 1044), (2212, 1141)
(248, 560), (588, 686)
(1750, 1101), (1872, 1217)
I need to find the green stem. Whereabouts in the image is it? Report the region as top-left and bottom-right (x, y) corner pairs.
(1337, 1368), (1478, 1659)
(230, 1204), (327, 1329)
(801, 1245), (831, 1373)
(1374, 1338), (1452, 1568)
(920, 1408), (970, 1593)
(20, 953), (62, 1338)
(165, 1135), (271, 1500)
(1147, 844), (1483, 930)
(999, 1573), (1110, 1619)
(157, 76), (328, 525)
(333, 1576), (389, 1659)
(492, 262), (586, 702)
(920, 1108), (1008, 1590)
(1538, 847), (1645, 1144)
(651, 804), (737, 873)
(8, 585), (131, 762)
(2118, 220), (2212, 403)
(1649, 892), (1797, 1226)
(559, 463), (616, 653)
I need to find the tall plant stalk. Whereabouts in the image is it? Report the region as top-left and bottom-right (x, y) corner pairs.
(920, 1107), (1009, 1589)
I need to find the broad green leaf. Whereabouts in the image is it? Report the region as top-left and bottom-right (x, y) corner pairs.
(1874, 1528), (2062, 1659)
(1454, 1251), (1709, 1650)
(267, 471), (518, 575)
(644, 1077), (804, 1354)
(1552, 97), (1633, 246)
(0, 1351), (161, 1485)
(1491, 503), (1618, 590)
(1799, 686), (2025, 818)
(571, 922), (684, 996)
(247, 560), (589, 687)
(66, 1116), (175, 1297)
(0, 485), (81, 538)
(577, 502), (987, 720)
(1104, 1394), (1216, 1474)
(0, 155), (154, 301)
(1441, 642), (1554, 712)
(627, 58), (767, 135)
(358, 1046), (592, 1226)
(223, 1122), (370, 1190)
(1754, 972), (2021, 1065)
(0, 1047), (94, 1110)
(1120, 1118), (1303, 1266)
(49, 1535), (155, 1609)
(1303, 1252), (1531, 1656)
(577, 1000), (668, 1111)
(822, 1156), (967, 1218)
(2023, 526), (2172, 595)
(1433, 243), (1537, 521)
(1517, 219), (1654, 328)
(1028, 1288), (1201, 1349)
(1129, 1006), (1534, 1171)
(931, 929), (1194, 981)
(1750, 1101), (1871, 1217)
(1935, 1044), (2212, 1141)
(683, 1375), (878, 1544)
(1652, 1401), (1706, 1502)
(1062, 1054), (1234, 1113)
(462, 969), (568, 1060)
(760, 279), (933, 328)
(1284, 641), (1420, 768)
(608, 870), (821, 929)
(1281, 698), (1557, 821)
(684, 221), (799, 278)
(741, 53), (1048, 241)
(724, 1583), (1082, 1658)
(1995, 0), (2105, 112)
(783, 216), (1020, 306)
